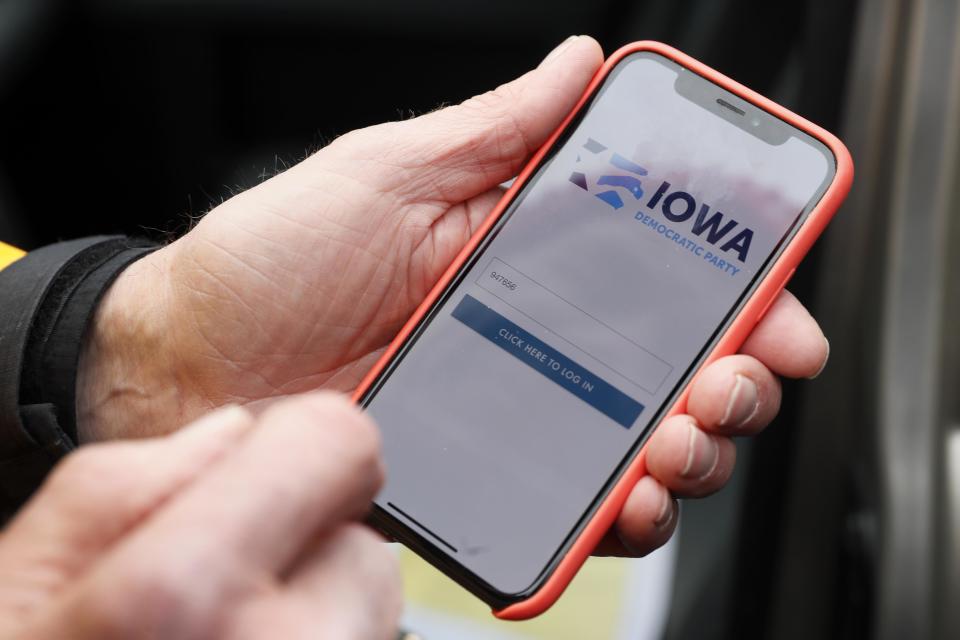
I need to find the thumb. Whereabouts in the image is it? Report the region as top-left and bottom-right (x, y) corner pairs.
(0, 406), (254, 617)
(331, 35), (604, 206)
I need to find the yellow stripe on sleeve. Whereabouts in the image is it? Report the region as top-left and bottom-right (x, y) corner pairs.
(0, 242), (25, 271)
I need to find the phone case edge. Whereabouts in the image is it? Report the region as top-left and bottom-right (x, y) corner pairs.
(351, 39), (855, 621)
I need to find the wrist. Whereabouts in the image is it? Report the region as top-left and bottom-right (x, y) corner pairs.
(76, 249), (190, 442)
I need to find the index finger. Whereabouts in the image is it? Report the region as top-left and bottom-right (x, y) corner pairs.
(739, 289), (829, 379)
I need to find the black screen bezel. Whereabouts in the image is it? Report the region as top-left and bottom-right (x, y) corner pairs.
(360, 50), (838, 608)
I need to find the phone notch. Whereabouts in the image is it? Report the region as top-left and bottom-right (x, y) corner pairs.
(673, 66), (790, 145)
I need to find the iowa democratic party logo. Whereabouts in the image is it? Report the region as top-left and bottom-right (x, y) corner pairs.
(568, 137), (648, 210)
(568, 137), (755, 265)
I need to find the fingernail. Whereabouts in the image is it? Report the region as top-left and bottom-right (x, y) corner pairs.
(808, 337), (830, 379)
(720, 373), (759, 430)
(539, 35), (579, 68)
(653, 486), (674, 531)
(680, 420), (719, 480)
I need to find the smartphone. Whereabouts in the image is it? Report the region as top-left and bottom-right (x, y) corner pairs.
(354, 41), (853, 619)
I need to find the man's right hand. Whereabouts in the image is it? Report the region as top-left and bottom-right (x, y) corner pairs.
(0, 393), (401, 639)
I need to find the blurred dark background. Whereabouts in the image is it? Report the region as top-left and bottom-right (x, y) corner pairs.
(10, 2), (960, 640)
(0, 1), (860, 639)
(0, 0), (855, 249)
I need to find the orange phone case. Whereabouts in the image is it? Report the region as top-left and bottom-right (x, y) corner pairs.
(352, 40), (854, 620)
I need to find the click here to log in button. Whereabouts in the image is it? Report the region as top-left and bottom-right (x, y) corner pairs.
(451, 295), (644, 429)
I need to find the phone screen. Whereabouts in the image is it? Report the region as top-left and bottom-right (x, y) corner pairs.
(362, 51), (835, 600)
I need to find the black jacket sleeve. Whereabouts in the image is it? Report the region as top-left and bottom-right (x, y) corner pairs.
(0, 236), (157, 512)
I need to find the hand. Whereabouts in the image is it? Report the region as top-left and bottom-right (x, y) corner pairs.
(78, 35), (830, 557)
(0, 393), (401, 639)
(595, 290), (828, 555)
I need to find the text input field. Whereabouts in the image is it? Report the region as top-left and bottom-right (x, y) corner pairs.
(475, 258), (673, 394)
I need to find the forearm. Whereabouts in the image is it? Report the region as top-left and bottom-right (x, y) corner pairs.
(76, 250), (198, 442)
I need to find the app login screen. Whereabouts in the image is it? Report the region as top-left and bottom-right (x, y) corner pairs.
(367, 53), (832, 595)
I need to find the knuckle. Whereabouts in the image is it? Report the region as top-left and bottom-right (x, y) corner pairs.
(328, 123), (394, 158)
(52, 446), (111, 479)
(263, 393), (384, 486)
(327, 126), (365, 151)
(460, 89), (504, 123)
(46, 445), (130, 497)
(115, 557), (190, 616)
(312, 395), (383, 474)
(453, 85), (531, 154)
(462, 84), (517, 119)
